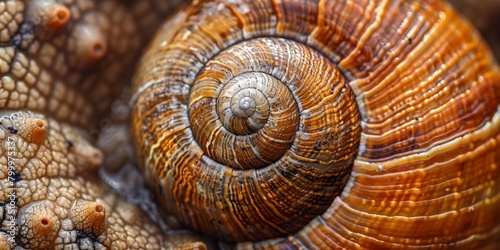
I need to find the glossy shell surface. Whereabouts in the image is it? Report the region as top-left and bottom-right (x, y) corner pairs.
(131, 0), (500, 248)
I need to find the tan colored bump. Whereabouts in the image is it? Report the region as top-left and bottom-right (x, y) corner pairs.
(0, 47), (16, 75)
(70, 200), (107, 235)
(64, 128), (104, 171)
(46, 4), (70, 29)
(38, 43), (57, 68)
(27, 0), (70, 31)
(0, 0), (25, 43)
(17, 201), (61, 250)
(79, 144), (104, 170)
(0, 232), (15, 249)
(72, 23), (108, 69)
(11, 51), (28, 79)
(0, 112), (48, 145)
(17, 117), (48, 145)
(0, 75), (15, 91)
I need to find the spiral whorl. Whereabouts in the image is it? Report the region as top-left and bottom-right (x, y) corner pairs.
(217, 74), (275, 135)
(188, 37), (362, 174)
(133, 33), (360, 241)
(131, 0), (500, 248)
(190, 70), (299, 169)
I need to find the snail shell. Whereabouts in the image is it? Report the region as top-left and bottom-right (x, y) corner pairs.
(131, 0), (500, 248)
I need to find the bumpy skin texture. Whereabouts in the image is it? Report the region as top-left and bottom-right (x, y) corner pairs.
(1, 111), (168, 249)
(0, 0), (211, 249)
(0, 0), (186, 127)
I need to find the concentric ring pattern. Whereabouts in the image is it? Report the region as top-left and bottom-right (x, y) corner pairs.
(131, 0), (500, 248)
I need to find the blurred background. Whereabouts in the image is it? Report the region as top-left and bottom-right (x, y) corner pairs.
(450, 0), (500, 61)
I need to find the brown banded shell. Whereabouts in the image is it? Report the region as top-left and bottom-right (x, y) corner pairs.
(131, 0), (500, 248)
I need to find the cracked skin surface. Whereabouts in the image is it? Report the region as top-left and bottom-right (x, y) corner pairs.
(0, 0), (209, 249)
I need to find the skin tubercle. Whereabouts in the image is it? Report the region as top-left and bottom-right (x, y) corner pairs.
(0, 111), (192, 249)
(0, 0), (183, 127)
(0, 111), (211, 248)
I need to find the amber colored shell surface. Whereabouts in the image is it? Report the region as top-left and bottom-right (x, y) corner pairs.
(131, 0), (500, 248)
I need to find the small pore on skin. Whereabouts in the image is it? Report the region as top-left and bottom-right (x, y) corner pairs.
(48, 5), (71, 29)
(72, 23), (108, 69)
(70, 200), (107, 235)
(17, 201), (61, 250)
(0, 112), (48, 145)
(27, 0), (71, 31)
(17, 118), (48, 145)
